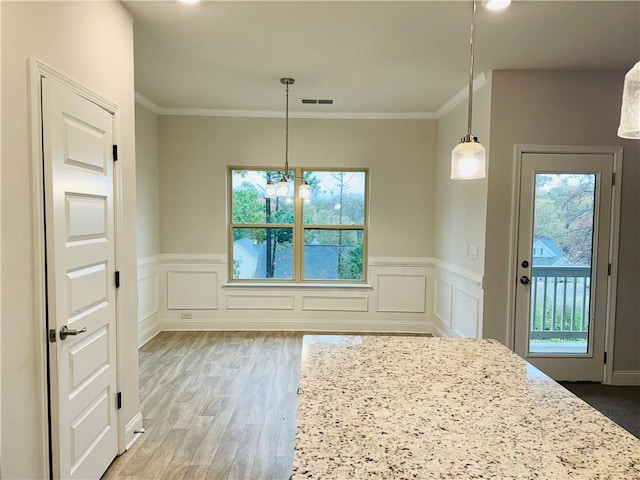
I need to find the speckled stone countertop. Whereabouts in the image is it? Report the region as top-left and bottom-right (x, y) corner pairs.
(292, 336), (640, 479)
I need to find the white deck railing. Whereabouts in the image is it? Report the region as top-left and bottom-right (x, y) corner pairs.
(530, 266), (591, 339)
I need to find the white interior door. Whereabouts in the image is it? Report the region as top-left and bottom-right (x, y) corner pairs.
(514, 151), (614, 381)
(42, 77), (118, 479)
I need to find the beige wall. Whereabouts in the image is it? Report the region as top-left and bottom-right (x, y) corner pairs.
(484, 70), (640, 372)
(136, 103), (161, 259)
(158, 116), (437, 258)
(434, 77), (491, 276)
(1, 2), (139, 478)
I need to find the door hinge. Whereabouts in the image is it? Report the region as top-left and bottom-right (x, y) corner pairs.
(117, 392), (122, 409)
(608, 263), (612, 276)
(115, 271), (120, 288)
(49, 329), (57, 343)
(612, 172), (615, 186)
(603, 351), (607, 364)
(113, 144), (118, 162)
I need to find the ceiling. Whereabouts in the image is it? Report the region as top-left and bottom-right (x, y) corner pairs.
(124, 0), (640, 117)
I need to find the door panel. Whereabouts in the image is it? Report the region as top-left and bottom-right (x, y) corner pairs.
(514, 152), (613, 381)
(42, 77), (118, 479)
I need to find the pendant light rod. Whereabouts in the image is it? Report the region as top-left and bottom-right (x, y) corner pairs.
(466, 0), (478, 141)
(281, 77), (294, 178)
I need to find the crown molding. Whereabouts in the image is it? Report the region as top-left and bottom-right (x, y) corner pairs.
(435, 72), (488, 118)
(134, 73), (489, 120)
(135, 92), (162, 114)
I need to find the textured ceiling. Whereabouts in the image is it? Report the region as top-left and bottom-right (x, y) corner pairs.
(124, 0), (640, 116)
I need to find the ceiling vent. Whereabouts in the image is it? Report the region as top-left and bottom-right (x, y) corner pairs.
(300, 98), (335, 105)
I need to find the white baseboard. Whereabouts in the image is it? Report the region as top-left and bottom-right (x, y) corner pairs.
(610, 370), (640, 386)
(138, 315), (161, 348)
(124, 412), (144, 450)
(160, 318), (433, 334)
(430, 316), (461, 338)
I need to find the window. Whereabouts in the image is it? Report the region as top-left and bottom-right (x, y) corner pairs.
(229, 167), (368, 283)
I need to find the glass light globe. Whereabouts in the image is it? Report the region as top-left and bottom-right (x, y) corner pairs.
(265, 181), (277, 198)
(451, 139), (486, 179)
(298, 182), (311, 199)
(618, 61), (640, 140)
(277, 178), (289, 197)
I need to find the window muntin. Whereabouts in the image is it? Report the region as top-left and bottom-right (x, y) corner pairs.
(229, 167), (367, 282)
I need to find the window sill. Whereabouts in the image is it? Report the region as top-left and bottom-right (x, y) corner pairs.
(222, 282), (373, 290)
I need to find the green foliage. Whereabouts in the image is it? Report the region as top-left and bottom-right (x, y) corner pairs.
(231, 168), (366, 280)
(534, 174), (595, 266)
(337, 244), (363, 280)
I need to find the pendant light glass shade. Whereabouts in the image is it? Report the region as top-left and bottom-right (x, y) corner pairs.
(277, 178), (289, 196)
(451, 137), (486, 179)
(451, 0), (487, 180)
(618, 61), (640, 140)
(265, 180), (277, 198)
(298, 181), (311, 199)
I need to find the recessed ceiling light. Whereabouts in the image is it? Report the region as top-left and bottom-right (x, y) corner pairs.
(482, 0), (512, 11)
(178, 0), (200, 4)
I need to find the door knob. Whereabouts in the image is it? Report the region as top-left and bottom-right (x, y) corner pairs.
(520, 275), (530, 285)
(60, 325), (87, 340)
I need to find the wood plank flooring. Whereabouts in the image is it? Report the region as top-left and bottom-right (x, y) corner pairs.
(102, 331), (303, 480)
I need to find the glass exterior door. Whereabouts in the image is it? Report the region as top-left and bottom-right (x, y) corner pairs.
(528, 173), (595, 355)
(514, 152), (614, 381)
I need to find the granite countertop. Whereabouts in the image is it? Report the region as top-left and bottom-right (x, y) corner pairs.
(292, 336), (640, 479)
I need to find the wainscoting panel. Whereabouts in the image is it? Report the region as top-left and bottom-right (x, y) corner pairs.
(301, 295), (369, 312)
(431, 261), (483, 338)
(167, 270), (218, 310)
(227, 294), (294, 310)
(434, 277), (453, 328)
(452, 287), (481, 338)
(138, 271), (158, 321)
(376, 274), (426, 313)
(138, 254), (435, 335)
(137, 258), (161, 346)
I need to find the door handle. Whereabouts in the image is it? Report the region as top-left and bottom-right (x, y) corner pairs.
(520, 275), (530, 285)
(60, 325), (87, 340)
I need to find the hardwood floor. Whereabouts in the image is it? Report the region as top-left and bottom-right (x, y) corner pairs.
(103, 331), (303, 480)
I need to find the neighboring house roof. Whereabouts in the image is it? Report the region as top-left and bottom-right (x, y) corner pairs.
(532, 237), (568, 266)
(234, 237), (261, 259)
(252, 244), (349, 280)
(233, 237), (261, 278)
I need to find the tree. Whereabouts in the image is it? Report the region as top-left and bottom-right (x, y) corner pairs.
(337, 244), (363, 280)
(534, 174), (595, 265)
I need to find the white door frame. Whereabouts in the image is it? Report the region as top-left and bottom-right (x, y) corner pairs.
(508, 144), (623, 384)
(28, 58), (127, 478)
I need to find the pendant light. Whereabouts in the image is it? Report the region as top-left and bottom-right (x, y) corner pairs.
(265, 77), (311, 199)
(618, 61), (640, 140)
(451, 0), (486, 180)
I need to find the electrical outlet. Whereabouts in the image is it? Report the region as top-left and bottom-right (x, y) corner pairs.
(181, 312), (192, 320)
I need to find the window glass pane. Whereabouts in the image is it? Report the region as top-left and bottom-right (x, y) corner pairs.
(231, 169), (294, 224)
(232, 227), (293, 279)
(303, 171), (365, 225)
(529, 174), (595, 355)
(303, 229), (364, 280)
